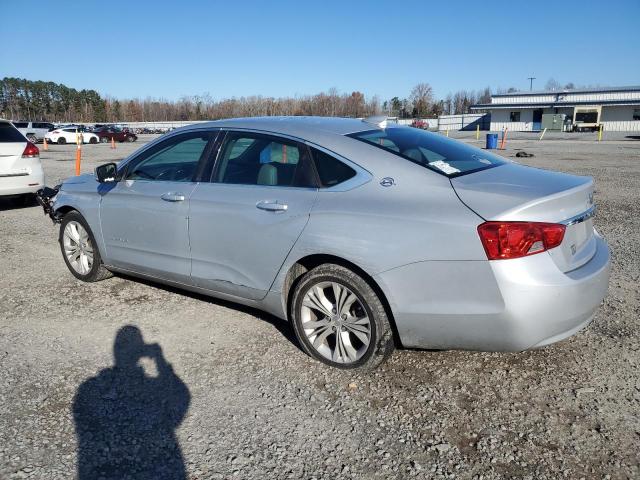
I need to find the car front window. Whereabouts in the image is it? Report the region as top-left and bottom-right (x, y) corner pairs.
(348, 127), (506, 177)
(126, 132), (211, 182)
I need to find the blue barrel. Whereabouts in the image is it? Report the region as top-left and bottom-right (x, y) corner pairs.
(486, 133), (498, 149)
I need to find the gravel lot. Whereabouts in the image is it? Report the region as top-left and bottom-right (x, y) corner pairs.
(0, 132), (638, 479)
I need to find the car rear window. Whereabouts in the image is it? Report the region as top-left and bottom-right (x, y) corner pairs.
(348, 127), (506, 177)
(0, 123), (26, 142)
(310, 148), (356, 187)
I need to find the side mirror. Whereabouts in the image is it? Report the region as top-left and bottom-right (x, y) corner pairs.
(95, 162), (118, 183)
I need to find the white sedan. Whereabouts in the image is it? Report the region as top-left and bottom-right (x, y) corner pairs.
(0, 119), (45, 198)
(45, 127), (99, 145)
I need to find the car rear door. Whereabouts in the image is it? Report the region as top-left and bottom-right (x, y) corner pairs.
(99, 130), (217, 283)
(189, 131), (319, 300)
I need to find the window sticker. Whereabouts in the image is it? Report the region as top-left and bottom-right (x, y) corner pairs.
(429, 160), (460, 175)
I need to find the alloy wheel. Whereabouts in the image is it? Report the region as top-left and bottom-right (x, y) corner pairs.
(300, 281), (372, 364)
(63, 221), (94, 275)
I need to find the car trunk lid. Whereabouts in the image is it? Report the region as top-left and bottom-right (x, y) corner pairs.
(451, 163), (596, 272)
(0, 142), (29, 177)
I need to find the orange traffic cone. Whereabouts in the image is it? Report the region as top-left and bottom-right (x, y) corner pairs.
(110, 137), (116, 149)
(43, 137), (48, 151)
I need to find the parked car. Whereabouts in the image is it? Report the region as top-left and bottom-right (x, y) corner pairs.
(36, 117), (611, 369)
(93, 126), (137, 143)
(0, 119), (44, 199)
(45, 127), (99, 145)
(11, 121), (55, 143)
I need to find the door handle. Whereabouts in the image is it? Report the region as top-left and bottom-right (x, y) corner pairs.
(161, 192), (185, 202)
(256, 200), (288, 212)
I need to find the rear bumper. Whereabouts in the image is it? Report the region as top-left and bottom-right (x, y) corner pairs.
(0, 169), (45, 196)
(374, 233), (611, 351)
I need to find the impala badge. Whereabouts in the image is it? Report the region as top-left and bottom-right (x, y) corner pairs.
(380, 177), (395, 187)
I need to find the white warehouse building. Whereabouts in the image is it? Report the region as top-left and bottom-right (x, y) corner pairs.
(471, 85), (640, 132)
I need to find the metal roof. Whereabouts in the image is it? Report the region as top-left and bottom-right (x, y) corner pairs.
(470, 99), (640, 111)
(492, 85), (640, 97)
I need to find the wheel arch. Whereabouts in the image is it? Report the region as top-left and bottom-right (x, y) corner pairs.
(282, 253), (403, 347)
(53, 204), (78, 222)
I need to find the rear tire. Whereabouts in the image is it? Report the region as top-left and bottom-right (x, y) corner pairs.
(101, 136), (109, 143)
(59, 211), (113, 282)
(57, 137), (66, 145)
(127, 135), (136, 142)
(89, 137), (97, 144)
(290, 264), (394, 369)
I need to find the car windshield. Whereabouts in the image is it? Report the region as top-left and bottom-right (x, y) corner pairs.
(348, 127), (506, 177)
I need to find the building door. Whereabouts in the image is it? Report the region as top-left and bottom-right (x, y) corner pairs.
(532, 109), (543, 131)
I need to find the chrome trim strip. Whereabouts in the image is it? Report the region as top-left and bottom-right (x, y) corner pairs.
(562, 205), (596, 226)
(0, 172), (29, 177)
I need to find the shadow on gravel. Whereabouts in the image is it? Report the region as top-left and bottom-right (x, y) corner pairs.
(114, 272), (305, 354)
(0, 194), (38, 211)
(73, 325), (190, 480)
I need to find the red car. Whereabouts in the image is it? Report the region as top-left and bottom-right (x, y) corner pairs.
(93, 126), (137, 143)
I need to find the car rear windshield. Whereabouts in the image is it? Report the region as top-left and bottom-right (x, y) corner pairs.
(348, 127), (506, 177)
(0, 123), (26, 143)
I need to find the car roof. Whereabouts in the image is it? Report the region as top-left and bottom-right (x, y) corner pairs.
(190, 116), (391, 139)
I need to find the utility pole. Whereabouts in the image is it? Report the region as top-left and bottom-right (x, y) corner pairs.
(528, 77), (536, 91)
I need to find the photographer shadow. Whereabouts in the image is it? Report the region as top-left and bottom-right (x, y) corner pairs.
(73, 326), (190, 480)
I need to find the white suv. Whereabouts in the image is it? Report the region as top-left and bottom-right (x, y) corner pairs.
(0, 120), (45, 198)
(12, 121), (55, 144)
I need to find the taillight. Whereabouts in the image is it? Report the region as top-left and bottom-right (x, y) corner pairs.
(477, 221), (566, 260)
(22, 141), (40, 158)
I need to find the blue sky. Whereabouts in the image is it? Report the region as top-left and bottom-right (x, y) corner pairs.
(1, 0), (638, 101)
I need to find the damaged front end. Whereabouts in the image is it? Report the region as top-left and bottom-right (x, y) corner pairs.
(35, 185), (62, 223)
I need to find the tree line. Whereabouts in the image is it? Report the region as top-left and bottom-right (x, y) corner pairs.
(0, 76), (578, 123)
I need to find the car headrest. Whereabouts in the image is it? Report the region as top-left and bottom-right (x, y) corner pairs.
(257, 163), (278, 186)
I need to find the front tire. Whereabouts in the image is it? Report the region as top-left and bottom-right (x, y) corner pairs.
(290, 264), (394, 369)
(27, 134), (37, 143)
(57, 137), (66, 145)
(101, 136), (109, 143)
(59, 211), (112, 282)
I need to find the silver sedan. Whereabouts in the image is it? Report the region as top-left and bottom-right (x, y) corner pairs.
(37, 117), (611, 369)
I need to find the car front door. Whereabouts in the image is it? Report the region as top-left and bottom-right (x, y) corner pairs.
(189, 131), (319, 300)
(99, 130), (216, 283)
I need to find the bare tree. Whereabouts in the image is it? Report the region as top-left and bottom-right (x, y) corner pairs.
(409, 83), (433, 118)
(478, 87), (492, 104)
(545, 78), (562, 91)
